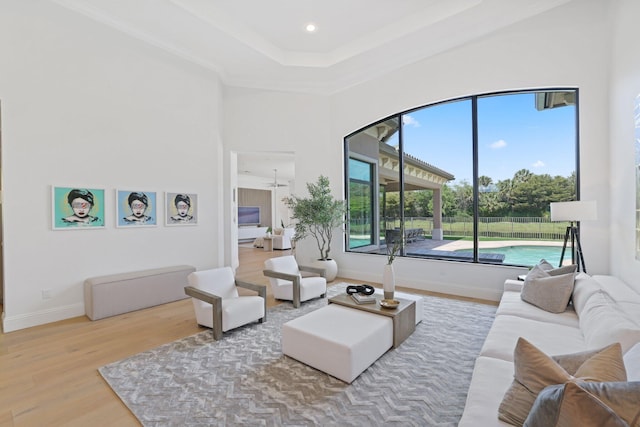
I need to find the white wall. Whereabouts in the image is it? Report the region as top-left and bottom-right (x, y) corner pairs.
(0, 1), (224, 331)
(223, 0), (613, 301)
(609, 0), (640, 291)
(331, 0), (612, 300)
(222, 87), (332, 266)
(2, 0), (631, 331)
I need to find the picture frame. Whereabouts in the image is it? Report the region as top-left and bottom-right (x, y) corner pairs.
(116, 190), (157, 228)
(165, 192), (198, 226)
(52, 186), (105, 230)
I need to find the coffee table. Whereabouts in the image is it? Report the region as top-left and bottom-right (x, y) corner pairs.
(328, 294), (416, 348)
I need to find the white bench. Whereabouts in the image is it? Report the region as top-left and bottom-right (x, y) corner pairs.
(84, 265), (195, 320)
(282, 304), (393, 383)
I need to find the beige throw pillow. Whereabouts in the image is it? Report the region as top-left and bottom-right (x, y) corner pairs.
(524, 381), (640, 427)
(537, 259), (578, 276)
(521, 265), (576, 313)
(498, 338), (627, 426)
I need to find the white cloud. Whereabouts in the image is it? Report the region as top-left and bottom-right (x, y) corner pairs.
(402, 115), (420, 127)
(532, 160), (545, 168)
(490, 139), (507, 149)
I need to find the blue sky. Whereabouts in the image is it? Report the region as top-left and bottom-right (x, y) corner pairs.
(400, 92), (577, 184)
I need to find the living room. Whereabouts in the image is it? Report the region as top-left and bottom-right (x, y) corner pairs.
(1, 0), (639, 424)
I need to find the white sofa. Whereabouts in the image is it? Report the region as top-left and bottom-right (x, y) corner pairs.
(459, 273), (640, 427)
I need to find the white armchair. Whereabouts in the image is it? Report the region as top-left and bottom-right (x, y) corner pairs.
(263, 255), (326, 308)
(272, 227), (295, 250)
(185, 267), (266, 340)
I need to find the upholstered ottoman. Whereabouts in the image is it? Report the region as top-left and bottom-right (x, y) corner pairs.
(282, 304), (393, 383)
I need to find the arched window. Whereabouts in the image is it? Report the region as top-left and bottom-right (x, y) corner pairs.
(344, 89), (578, 267)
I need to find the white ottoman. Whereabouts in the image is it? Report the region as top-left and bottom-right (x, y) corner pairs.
(373, 289), (424, 324)
(282, 304), (393, 383)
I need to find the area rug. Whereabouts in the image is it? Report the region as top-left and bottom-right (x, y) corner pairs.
(99, 284), (497, 426)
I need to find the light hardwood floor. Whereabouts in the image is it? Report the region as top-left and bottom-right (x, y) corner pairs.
(0, 247), (493, 426)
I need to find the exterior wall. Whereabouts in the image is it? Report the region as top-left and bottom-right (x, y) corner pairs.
(0, 1), (224, 331)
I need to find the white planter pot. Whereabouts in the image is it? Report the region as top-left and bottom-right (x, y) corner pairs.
(382, 264), (395, 300)
(313, 259), (338, 282)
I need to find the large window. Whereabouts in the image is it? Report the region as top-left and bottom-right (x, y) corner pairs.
(344, 89), (578, 267)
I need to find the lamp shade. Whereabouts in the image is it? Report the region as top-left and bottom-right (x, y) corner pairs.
(550, 200), (597, 222)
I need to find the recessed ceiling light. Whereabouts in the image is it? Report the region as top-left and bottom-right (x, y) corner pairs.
(305, 23), (317, 33)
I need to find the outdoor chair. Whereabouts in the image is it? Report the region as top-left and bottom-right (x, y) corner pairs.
(263, 255), (326, 308)
(185, 267), (266, 340)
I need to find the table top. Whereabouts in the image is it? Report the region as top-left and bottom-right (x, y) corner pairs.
(328, 293), (414, 318)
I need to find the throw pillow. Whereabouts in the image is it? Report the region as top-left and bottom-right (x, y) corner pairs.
(498, 338), (626, 427)
(521, 265), (576, 313)
(523, 381), (640, 427)
(537, 259), (578, 276)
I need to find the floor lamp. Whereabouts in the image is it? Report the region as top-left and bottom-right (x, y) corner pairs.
(550, 201), (597, 273)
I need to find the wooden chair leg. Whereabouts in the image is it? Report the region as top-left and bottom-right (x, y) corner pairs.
(211, 298), (223, 340)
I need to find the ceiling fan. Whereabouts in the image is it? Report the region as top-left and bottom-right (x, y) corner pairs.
(268, 169), (288, 188)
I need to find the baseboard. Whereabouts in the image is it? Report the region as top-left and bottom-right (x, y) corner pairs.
(2, 302), (85, 333)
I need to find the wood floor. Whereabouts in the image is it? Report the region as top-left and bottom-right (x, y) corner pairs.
(0, 247), (493, 426)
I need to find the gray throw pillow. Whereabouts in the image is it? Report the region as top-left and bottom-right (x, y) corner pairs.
(523, 381), (640, 427)
(521, 265), (575, 313)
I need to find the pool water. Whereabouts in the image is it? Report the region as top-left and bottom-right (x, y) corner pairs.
(478, 245), (563, 267)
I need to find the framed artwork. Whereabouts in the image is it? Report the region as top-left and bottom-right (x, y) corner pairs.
(116, 190), (157, 228)
(52, 186), (105, 230)
(165, 192), (198, 226)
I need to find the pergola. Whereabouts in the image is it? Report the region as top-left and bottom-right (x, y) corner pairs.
(378, 142), (455, 240)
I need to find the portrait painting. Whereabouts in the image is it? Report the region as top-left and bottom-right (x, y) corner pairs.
(52, 186), (105, 230)
(165, 192), (198, 226)
(116, 190), (157, 228)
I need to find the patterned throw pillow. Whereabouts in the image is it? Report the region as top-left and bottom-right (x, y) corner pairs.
(498, 338), (627, 426)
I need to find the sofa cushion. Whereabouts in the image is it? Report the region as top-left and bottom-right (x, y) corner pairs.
(521, 265), (575, 314)
(591, 275), (640, 325)
(498, 339), (626, 427)
(571, 273), (605, 317)
(579, 291), (640, 354)
(524, 381), (640, 427)
(623, 342), (640, 381)
(496, 290), (579, 327)
(480, 315), (585, 362)
(458, 356), (516, 427)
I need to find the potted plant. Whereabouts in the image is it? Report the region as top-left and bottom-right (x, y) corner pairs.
(283, 175), (347, 281)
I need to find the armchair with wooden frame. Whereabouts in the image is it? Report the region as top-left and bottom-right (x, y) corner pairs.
(184, 267), (266, 340)
(263, 255), (326, 308)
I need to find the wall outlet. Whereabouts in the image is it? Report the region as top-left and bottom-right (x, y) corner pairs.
(42, 289), (52, 299)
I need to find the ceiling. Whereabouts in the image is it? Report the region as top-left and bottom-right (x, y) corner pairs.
(51, 0), (572, 183)
(52, 0), (572, 95)
(237, 152), (295, 187)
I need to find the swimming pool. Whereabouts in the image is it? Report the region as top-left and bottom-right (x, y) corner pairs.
(477, 245), (563, 266)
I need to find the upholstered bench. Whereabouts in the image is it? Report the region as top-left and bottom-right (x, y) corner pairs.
(281, 304), (393, 383)
(84, 265), (195, 320)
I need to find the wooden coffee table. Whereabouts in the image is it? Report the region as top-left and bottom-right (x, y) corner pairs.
(328, 294), (416, 348)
